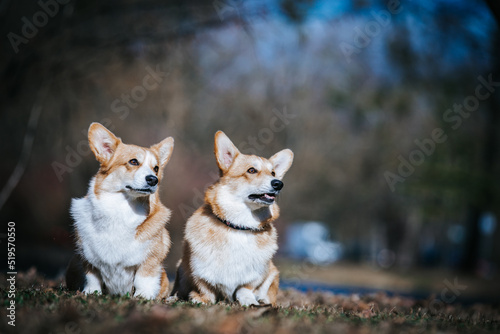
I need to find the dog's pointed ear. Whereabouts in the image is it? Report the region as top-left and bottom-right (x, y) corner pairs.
(151, 137), (174, 168)
(214, 131), (240, 173)
(269, 149), (294, 179)
(88, 123), (121, 164)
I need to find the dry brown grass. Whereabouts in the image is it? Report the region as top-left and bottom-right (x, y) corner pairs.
(0, 269), (499, 334)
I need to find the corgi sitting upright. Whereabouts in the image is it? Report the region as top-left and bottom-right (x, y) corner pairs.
(65, 122), (174, 299)
(171, 131), (293, 306)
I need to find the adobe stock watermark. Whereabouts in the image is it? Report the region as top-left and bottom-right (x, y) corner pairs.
(384, 74), (500, 192)
(340, 0), (402, 64)
(178, 106), (296, 220)
(428, 277), (467, 314)
(51, 64), (169, 182)
(238, 106), (296, 155)
(110, 65), (169, 120)
(7, 0), (72, 54)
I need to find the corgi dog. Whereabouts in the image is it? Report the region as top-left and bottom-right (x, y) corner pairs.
(65, 122), (174, 299)
(171, 131), (293, 306)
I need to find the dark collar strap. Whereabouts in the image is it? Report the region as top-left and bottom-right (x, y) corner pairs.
(214, 214), (263, 232)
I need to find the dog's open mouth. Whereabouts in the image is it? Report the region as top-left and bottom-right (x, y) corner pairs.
(248, 193), (277, 204)
(126, 186), (154, 194)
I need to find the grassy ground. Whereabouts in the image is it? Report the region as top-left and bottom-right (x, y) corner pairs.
(0, 269), (499, 334)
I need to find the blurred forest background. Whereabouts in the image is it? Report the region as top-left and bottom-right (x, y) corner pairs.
(1, 0), (500, 295)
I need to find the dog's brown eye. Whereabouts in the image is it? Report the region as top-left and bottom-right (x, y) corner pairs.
(129, 159), (139, 166)
(271, 171), (276, 177)
(154, 166), (159, 173)
(247, 167), (257, 174)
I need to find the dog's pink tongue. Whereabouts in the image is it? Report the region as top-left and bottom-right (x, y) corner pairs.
(264, 194), (275, 199)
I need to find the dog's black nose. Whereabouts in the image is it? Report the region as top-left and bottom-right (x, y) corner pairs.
(271, 179), (283, 191)
(146, 175), (158, 187)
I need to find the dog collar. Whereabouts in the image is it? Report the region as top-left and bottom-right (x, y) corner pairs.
(215, 215), (263, 232)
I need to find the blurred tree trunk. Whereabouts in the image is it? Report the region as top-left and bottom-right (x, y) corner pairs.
(461, 3), (500, 271)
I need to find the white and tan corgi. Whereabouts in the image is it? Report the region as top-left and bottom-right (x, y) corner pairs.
(171, 131), (293, 306)
(65, 122), (174, 299)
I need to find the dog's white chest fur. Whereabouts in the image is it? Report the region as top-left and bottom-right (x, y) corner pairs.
(71, 179), (151, 295)
(190, 227), (277, 299)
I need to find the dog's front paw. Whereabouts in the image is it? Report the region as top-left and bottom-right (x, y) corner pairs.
(258, 297), (271, 305)
(82, 272), (103, 295)
(82, 285), (102, 295)
(134, 275), (160, 299)
(135, 290), (157, 299)
(238, 296), (260, 306)
(134, 284), (159, 299)
(236, 289), (259, 306)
